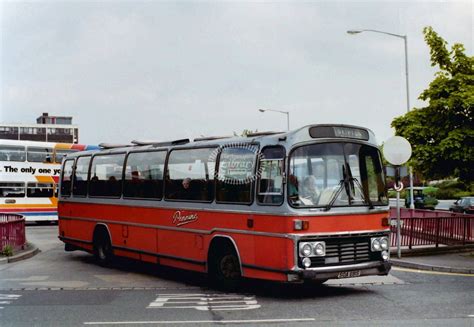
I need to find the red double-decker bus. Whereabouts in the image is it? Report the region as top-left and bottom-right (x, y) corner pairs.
(58, 124), (391, 286)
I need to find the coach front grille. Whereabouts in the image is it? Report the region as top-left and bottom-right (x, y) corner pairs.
(297, 235), (384, 269)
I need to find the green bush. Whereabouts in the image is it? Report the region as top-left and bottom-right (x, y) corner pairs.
(428, 180), (474, 199)
(436, 180), (466, 189)
(453, 191), (472, 198)
(388, 189), (407, 198)
(423, 187), (438, 197)
(1, 245), (13, 257)
(435, 188), (458, 199)
(388, 180), (474, 199)
(424, 195), (439, 207)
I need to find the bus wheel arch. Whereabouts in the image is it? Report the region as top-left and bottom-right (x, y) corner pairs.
(207, 236), (242, 288)
(92, 224), (113, 265)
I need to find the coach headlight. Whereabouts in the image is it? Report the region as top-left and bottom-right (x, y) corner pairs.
(380, 237), (389, 251)
(314, 242), (326, 256)
(302, 257), (312, 268)
(371, 238), (381, 251)
(299, 243), (312, 257)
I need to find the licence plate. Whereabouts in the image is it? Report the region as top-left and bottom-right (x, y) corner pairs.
(337, 270), (361, 279)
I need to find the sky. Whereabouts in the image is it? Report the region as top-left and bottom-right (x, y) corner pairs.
(0, 0), (472, 145)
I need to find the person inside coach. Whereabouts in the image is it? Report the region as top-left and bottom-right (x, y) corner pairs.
(182, 177), (191, 190)
(174, 177), (195, 200)
(300, 175), (320, 205)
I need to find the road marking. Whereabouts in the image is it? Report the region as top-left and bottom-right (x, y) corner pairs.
(326, 274), (405, 285)
(392, 267), (474, 277)
(148, 293), (260, 311)
(21, 281), (90, 288)
(0, 294), (21, 310)
(0, 294), (21, 300)
(84, 318), (316, 325)
(2, 276), (49, 282)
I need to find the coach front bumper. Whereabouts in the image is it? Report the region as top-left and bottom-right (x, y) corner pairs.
(289, 261), (391, 282)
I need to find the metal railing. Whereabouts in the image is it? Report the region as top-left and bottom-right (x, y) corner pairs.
(0, 214), (26, 251)
(390, 208), (474, 248)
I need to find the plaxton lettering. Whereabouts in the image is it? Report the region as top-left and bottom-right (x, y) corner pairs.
(172, 211), (198, 227)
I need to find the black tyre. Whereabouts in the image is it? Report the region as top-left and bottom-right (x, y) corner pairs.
(209, 243), (241, 290)
(93, 231), (113, 266)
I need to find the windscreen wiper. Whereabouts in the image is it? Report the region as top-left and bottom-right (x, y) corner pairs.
(345, 163), (374, 209)
(323, 180), (344, 211)
(352, 177), (374, 209)
(324, 165), (352, 211)
(324, 164), (374, 211)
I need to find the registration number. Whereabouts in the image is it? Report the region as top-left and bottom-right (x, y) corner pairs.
(337, 270), (361, 279)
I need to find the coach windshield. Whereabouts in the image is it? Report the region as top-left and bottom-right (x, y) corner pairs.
(288, 142), (387, 209)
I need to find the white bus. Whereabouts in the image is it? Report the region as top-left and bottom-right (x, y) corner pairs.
(0, 140), (98, 222)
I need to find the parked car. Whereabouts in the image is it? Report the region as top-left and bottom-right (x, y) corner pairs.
(405, 187), (439, 210)
(449, 197), (474, 214)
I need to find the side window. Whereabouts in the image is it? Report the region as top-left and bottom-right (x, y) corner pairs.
(0, 182), (25, 198)
(360, 147), (387, 204)
(73, 156), (91, 196)
(0, 145), (26, 162)
(257, 146), (285, 205)
(165, 148), (216, 202)
(60, 159), (74, 197)
(55, 149), (78, 163)
(216, 145), (258, 204)
(89, 153), (126, 198)
(124, 151), (166, 199)
(27, 183), (54, 198)
(27, 147), (53, 163)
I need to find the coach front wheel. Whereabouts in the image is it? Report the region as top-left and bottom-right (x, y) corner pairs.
(209, 244), (242, 290)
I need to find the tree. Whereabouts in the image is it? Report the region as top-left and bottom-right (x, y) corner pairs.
(391, 27), (474, 183)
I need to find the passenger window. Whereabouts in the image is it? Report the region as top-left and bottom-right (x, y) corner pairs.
(27, 147), (53, 163)
(55, 149), (78, 163)
(60, 159), (74, 197)
(124, 151), (166, 199)
(73, 156), (91, 196)
(0, 182), (25, 198)
(165, 148), (216, 202)
(0, 145), (26, 162)
(257, 146), (285, 205)
(89, 153), (125, 198)
(216, 145), (258, 204)
(27, 183), (54, 198)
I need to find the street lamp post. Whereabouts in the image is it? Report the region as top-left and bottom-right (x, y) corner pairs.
(259, 109), (290, 131)
(347, 29), (415, 210)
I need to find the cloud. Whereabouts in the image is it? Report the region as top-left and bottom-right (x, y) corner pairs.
(1, 1), (472, 145)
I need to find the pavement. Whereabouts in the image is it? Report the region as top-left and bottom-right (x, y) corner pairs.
(3, 242), (474, 275)
(0, 243), (40, 265)
(391, 247), (474, 274)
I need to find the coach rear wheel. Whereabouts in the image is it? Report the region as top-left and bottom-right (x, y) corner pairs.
(93, 232), (113, 266)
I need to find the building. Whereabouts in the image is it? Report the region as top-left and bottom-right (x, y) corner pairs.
(0, 113), (79, 143)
